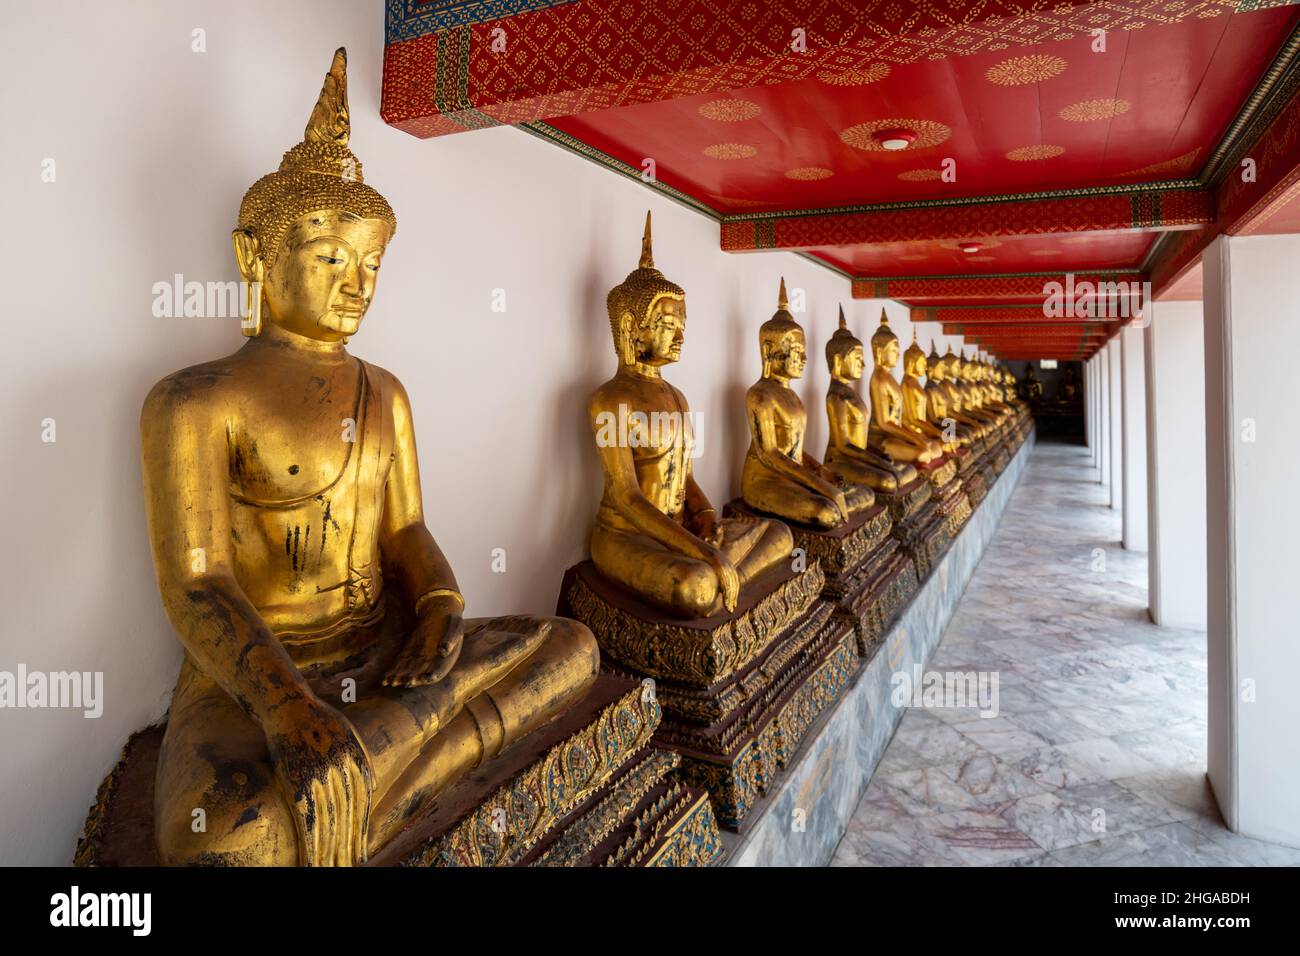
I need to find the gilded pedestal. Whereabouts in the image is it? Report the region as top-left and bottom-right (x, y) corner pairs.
(76, 675), (723, 868)
(917, 454), (973, 538)
(724, 499), (917, 653)
(558, 561), (857, 829)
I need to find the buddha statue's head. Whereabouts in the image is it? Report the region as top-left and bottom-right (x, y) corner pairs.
(232, 48), (397, 344)
(607, 211), (687, 369)
(870, 309), (900, 371)
(928, 343), (945, 382)
(758, 278), (806, 381)
(903, 332), (928, 379)
(825, 305), (864, 383)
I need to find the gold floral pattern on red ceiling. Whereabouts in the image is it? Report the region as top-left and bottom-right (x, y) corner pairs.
(708, 195), (773, 209)
(703, 143), (758, 159)
(785, 167), (834, 181)
(1121, 147), (1203, 178)
(818, 62), (891, 85)
(1006, 145), (1066, 162)
(841, 119), (952, 152)
(698, 99), (762, 121)
(898, 169), (943, 181)
(985, 53), (1067, 86)
(1059, 98), (1133, 122)
(383, 0), (1269, 135)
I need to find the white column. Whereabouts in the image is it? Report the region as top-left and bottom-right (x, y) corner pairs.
(1202, 234), (1300, 848)
(1092, 357), (1101, 469)
(1121, 325), (1148, 550)
(1102, 351), (1110, 484)
(1144, 300), (1206, 628)
(1107, 337), (1123, 509)
(1085, 358), (1095, 457)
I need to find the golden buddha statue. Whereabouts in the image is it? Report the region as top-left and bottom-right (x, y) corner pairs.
(823, 307), (919, 492)
(589, 214), (793, 618)
(742, 284), (876, 528)
(1021, 364), (1045, 402)
(935, 346), (990, 440)
(924, 344), (972, 448)
(956, 351), (1006, 431)
(867, 311), (943, 464)
(900, 334), (958, 455)
(140, 49), (599, 866)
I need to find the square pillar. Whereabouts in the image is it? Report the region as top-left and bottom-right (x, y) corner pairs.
(1098, 349), (1110, 486)
(1202, 233), (1300, 848)
(1121, 324), (1148, 551)
(1085, 358), (1095, 458)
(1107, 337), (1123, 508)
(1144, 300), (1206, 628)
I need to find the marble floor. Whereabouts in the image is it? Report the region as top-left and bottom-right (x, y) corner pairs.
(831, 441), (1300, 867)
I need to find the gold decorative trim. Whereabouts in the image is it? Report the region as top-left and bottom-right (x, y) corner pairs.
(567, 563), (826, 688)
(404, 681), (660, 866)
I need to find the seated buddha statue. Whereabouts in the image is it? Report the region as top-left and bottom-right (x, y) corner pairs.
(956, 352), (1006, 430)
(924, 344), (972, 448)
(937, 346), (992, 440)
(866, 311), (943, 465)
(589, 213), (793, 619)
(979, 359), (1016, 419)
(140, 49), (599, 866)
(823, 307), (919, 492)
(901, 334), (958, 456)
(743, 284), (876, 528)
(1021, 365), (1044, 402)
(1056, 364), (1082, 406)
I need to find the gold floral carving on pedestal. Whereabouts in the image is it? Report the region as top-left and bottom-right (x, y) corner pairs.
(405, 681), (661, 867)
(566, 563), (826, 687)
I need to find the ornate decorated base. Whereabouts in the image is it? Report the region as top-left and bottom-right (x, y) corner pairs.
(75, 674), (722, 868)
(954, 447), (988, 507)
(558, 561), (857, 828)
(917, 454), (973, 538)
(874, 474), (952, 578)
(723, 499), (918, 654)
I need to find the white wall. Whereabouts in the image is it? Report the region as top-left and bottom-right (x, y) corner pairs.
(1145, 300), (1206, 628)
(1202, 234), (1300, 848)
(0, 2), (983, 864)
(1120, 325), (1148, 551)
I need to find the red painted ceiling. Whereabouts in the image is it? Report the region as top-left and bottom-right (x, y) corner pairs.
(550, 9), (1298, 214)
(805, 231), (1157, 279)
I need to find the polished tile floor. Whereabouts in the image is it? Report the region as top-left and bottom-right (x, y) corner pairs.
(832, 441), (1300, 867)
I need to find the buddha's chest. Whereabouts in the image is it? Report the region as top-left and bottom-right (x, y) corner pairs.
(227, 368), (386, 503)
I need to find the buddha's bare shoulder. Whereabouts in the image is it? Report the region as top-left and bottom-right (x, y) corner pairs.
(141, 351), (245, 421)
(588, 374), (639, 416)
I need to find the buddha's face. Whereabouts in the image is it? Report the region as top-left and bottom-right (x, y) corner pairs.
(910, 352), (928, 378)
(875, 338), (900, 370)
(767, 330), (806, 380)
(842, 344), (865, 380)
(260, 210), (391, 342)
(635, 295), (686, 365)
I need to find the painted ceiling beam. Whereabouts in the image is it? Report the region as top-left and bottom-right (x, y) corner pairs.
(912, 305), (1129, 324)
(381, 0), (1286, 138)
(852, 271), (1144, 302)
(722, 188), (1210, 252)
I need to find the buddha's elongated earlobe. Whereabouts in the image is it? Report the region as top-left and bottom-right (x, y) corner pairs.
(232, 228), (264, 337)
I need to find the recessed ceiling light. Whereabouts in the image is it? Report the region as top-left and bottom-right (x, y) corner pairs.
(959, 242), (982, 253)
(873, 127), (917, 151)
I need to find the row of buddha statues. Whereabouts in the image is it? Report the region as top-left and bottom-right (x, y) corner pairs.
(77, 48), (1031, 868)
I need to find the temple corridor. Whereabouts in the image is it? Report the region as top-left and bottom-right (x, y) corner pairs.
(831, 442), (1300, 867)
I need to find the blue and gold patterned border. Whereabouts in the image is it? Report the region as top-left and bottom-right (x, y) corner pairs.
(385, 0), (579, 44)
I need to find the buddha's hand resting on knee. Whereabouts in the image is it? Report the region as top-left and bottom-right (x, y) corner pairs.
(265, 695), (374, 866)
(702, 546), (740, 613)
(383, 592), (465, 687)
